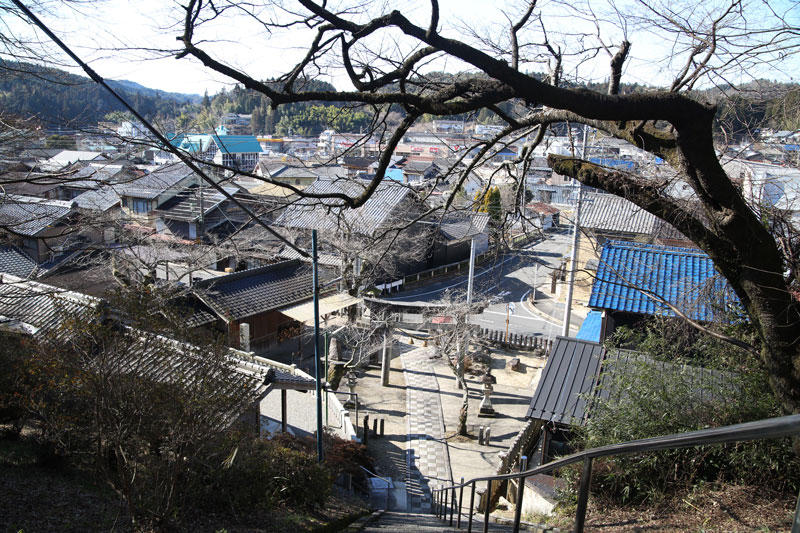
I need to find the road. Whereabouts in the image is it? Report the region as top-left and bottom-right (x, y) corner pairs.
(386, 229), (575, 337)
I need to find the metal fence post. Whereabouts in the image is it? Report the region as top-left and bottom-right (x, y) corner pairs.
(458, 477), (465, 529)
(450, 487), (455, 526)
(483, 479), (492, 533)
(574, 456), (593, 533)
(468, 481), (476, 532)
(513, 455), (528, 532)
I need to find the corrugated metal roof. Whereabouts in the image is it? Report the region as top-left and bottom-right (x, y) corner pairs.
(588, 157), (635, 170)
(526, 337), (604, 425)
(273, 178), (411, 236)
(579, 192), (659, 235)
(278, 292), (360, 325)
(597, 349), (737, 407)
(212, 135), (263, 154)
(588, 240), (737, 321)
(575, 310), (603, 342)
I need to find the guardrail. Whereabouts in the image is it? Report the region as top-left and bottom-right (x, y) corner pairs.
(402, 251), (495, 288)
(431, 414), (800, 533)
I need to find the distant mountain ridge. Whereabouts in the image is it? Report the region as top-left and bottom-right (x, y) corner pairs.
(107, 79), (201, 104)
(0, 60), (199, 127)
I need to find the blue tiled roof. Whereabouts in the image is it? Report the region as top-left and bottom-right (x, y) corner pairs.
(588, 240), (738, 322)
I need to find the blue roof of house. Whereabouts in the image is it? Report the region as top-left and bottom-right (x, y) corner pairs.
(385, 168), (404, 182)
(589, 157), (636, 170)
(588, 240), (738, 322)
(576, 310), (603, 342)
(211, 135), (262, 154)
(165, 133), (186, 148)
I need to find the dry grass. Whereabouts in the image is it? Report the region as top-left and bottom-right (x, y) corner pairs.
(581, 483), (794, 532)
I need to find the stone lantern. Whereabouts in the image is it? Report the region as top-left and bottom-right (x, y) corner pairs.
(344, 371), (358, 407)
(478, 370), (496, 416)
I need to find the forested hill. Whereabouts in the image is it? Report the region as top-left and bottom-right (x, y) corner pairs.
(3, 59), (798, 138)
(0, 61), (199, 128)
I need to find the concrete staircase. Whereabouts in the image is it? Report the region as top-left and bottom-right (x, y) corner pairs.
(360, 511), (518, 532)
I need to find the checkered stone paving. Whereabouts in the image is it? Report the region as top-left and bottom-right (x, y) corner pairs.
(402, 346), (453, 513)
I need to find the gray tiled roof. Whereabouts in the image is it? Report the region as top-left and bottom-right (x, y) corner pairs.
(579, 192), (659, 235)
(0, 275), (311, 398)
(116, 162), (196, 199)
(402, 160), (439, 174)
(0, 246), (38, 278)
(273, 165), (346, 181)
(194, 259), (315, 321)
(0, 274), (100, 333)
(0, 173), (60, 197)
(155, 186), (239, 222)
(73, 185), (121, 212)
(0, 195), (74, 236)
(437, 213), (490, 241)
(273, 178), (411, 236)
(597, 348), (736, 407)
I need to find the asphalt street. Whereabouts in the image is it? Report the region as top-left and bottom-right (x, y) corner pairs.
(386, 229), (575, 338)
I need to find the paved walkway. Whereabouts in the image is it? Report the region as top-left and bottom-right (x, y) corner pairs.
(401, 345), (452, 512)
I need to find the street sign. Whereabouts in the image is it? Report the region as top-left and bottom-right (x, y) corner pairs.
(509, 302), (516, 314)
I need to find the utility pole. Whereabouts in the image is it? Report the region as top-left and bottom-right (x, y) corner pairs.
(561, 125), (588, 336)
(505, 302), (510, 343)
(312, 230), (324, 462)
(198, 185), (205, 239)
(466, 236), (477, 307)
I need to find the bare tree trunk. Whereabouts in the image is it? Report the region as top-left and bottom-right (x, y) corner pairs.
(457, 374), (469, 436)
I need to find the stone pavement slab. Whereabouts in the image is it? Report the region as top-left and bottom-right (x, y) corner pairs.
(402, 344), (453, 512)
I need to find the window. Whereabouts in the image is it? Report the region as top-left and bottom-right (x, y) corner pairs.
(130, 198), (150, 214)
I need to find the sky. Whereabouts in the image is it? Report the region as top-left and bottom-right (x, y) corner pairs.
(5, 0), (800, 96)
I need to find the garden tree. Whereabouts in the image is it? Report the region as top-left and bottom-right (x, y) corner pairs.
(475, 186), (502, 224)
(22, 287), (263, 528)
(157, 0), (800, 424)
(430, 292), (482, 436)
(2, 283), (350, 528)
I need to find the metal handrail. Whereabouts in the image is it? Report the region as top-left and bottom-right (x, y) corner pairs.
(359, 465), (393, 511)
(431, 414), (800, 533)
